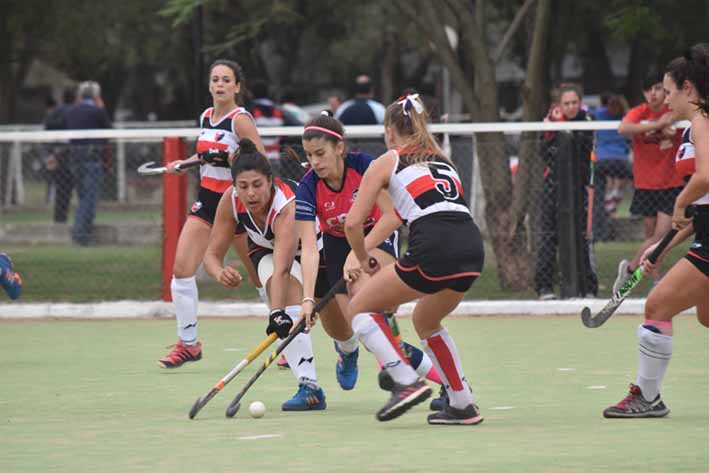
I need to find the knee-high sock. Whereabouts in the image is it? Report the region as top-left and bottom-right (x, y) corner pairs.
(636, 324), (673, 401)
(171, 276), (198, 344)
(352, 313), (418, 385)
(335, 334), (359, 354)
(281, 305), (318, 387)
(421, 327), (474, 409)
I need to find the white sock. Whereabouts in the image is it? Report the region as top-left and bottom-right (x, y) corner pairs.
(281, 305), (318, 387)
(171, 276), (198, 344)
(336, 333), (359, 354)
(352, 313), (417, 385)
(636, 325), (673, 401)
(421, 327), (474, 409)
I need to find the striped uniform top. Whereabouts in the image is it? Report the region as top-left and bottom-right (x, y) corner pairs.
(388, 150), (469, 224)
(197, 107), (253, 193)
(675, 127), (709, 205)
(231, 178), (295, 250)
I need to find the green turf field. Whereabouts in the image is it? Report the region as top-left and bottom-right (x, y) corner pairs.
(3, 316), (708, 473)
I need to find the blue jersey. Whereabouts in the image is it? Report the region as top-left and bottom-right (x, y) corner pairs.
(295, 152), (381, 238)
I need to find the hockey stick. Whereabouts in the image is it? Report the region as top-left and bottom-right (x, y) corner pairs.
(580, 207), (694, 328)
(188, 333), (278, 419)
(224, 278), (346, 418)
(137, 159), (201, 176)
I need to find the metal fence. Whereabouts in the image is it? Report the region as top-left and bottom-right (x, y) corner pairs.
(0, 122), (678, 302)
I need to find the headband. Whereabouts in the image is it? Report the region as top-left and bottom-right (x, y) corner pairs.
(397, 93), (424, 116)
(303, 126), (343, 140)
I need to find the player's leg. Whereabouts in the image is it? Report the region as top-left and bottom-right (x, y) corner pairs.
(348, 265), (432, 421)
(353, 240), (443, 391)
(258, 254), (325, 411)
(604, 259), (708, 418)
(158, 217), (212, 368)
(413, 289), (483, 426)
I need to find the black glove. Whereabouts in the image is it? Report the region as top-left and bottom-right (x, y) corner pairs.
(199, 148), (230, 168)
(266, 309), (293, 339)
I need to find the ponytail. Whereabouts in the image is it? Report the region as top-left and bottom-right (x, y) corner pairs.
(384, 94), (447, 166)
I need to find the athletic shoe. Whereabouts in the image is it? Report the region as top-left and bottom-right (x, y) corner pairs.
(334, 342), (359, 390)
(281, 383), (327, 411)
(157, 341), (202, 368)
(427, 403), (484, 425)
(429, 385), (449, 411)
(612, 259), (632, 294)
(0, 253), (23, 300)
(376, 378), (432, 422)
(603, 383), (670, 419)
(277, 355), (290, 370)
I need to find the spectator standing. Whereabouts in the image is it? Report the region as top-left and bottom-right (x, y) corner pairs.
(328, 95), (342, 115)
(593, 93), (632, 240)
(535, 84), (598, 300)
(247, 80), (285, 161)
(44, 87), (76, 223)
(64, 81), (111, 246)
(335, 75), (385, 125)
(613, 73), (685, 292)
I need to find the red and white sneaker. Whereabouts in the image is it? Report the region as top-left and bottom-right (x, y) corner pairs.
(157, 341), (202, 369)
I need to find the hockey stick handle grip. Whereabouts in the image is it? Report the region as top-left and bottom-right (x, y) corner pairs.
(647, 206), (696, 264)
(174, 160), (202, 171)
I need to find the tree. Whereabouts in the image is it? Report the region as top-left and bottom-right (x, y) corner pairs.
(391, 0), (551, 290)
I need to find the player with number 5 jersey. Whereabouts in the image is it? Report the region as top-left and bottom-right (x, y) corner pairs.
(344, 94), (484, 425)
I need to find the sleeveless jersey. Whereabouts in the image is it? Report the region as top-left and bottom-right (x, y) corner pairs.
(197, 107), (253, 193)
(388, 150), (469, 224)
(231, 178), (295, 250)
(295, 152), (381, 237)
(675, 127), (709, 205)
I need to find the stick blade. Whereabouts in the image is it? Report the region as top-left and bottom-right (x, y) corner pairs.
(188, 396), (203, 419)
(225, 401), (241, 418)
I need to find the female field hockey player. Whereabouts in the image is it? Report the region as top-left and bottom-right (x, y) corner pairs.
(343, 94), (485, 425)
(158, 59), (266, 368)
(604, 44), (709, 418)
(295, 112), (445, 405)
(202, 138), (326, 411)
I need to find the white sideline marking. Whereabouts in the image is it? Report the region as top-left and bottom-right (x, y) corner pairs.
(587, 385), (607, 389)
(4, 298), (697, 319)
(490, 406), (515, 410)
(557, 368), (576, 372)
(224, 348), (243, 352)
(239, 434), (282, 441)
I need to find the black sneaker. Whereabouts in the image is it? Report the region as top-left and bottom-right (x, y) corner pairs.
(376, 378), (432, 422)
(603, 383), (670, 418)
(427, 403), (483, 425)
(429, 385), (449, 411)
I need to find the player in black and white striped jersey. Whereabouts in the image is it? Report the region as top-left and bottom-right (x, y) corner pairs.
(203, 138), (327, 411)
(158, 59), (266, 369)
(604, 44), (709, 419)
(343, 94), (485, 425)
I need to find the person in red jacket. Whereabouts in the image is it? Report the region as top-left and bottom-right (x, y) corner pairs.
(613, 72), (685, 292)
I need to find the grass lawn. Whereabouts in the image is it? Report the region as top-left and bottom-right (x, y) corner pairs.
(2, 316), (708, 473)
(1, 239), (690, 302)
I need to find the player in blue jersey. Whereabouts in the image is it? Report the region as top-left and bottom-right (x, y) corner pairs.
(0, 253), (22, 300)
(294, 112), (446, 408)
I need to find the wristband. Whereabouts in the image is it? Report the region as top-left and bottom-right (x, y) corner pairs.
(302, 297), (315, 305)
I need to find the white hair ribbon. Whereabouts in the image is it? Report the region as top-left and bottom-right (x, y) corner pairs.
(397, 93), (424, 116)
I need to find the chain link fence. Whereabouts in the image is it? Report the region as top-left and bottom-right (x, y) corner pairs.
(0, 123), (680, 302)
